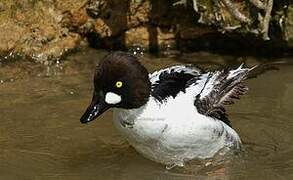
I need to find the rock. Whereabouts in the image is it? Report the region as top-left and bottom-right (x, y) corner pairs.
(90, 0), (129, 37)
(86, 0), (108, 18)
(125, 26), (176, 51)
(0, 0), (83, 63)
(157, 27), (176, 42)
(0, 2), (5, 12)
(0, 22), (25, 52)
(284, 5), (293, 47)
(127, 0), (151, 27)
(125, 27), (150, 48)
(179, 26), (216, 39)
(0, 0), (292, 61)
(81, 0), (292, 53)
(94, 18), (112, 38)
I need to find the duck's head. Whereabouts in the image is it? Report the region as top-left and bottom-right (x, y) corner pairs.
(80, 52), (151, 124)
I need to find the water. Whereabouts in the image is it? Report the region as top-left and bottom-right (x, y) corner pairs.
(0, 49), (292, 179)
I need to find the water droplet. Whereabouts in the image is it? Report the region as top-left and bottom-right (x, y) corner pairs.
(128, 44), (145, 56)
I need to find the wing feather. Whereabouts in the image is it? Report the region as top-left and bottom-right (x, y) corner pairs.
(150, 65), (201, 102)
(194, 65), (254, 126)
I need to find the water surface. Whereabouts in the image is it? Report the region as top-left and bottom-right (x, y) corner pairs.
(0, 49), (293, 179)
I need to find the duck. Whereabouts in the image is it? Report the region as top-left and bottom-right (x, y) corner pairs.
(80, 51), (254, 168)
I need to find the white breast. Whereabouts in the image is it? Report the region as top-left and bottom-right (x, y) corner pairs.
(112, 91), (241, 166)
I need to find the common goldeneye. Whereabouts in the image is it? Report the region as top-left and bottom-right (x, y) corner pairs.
(80, 51), (253, 168)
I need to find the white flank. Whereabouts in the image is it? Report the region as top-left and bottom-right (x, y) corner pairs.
(112, 83), (241, 167)
(105, 92), (121, 104)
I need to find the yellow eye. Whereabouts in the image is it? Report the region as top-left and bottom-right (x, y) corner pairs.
(115, 81), (123, 88)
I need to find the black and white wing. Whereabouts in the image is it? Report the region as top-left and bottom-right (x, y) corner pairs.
(150, 65), (201, 102)
(193, 64), (255, 126)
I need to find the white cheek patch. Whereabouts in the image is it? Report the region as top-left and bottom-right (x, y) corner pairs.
(105, 92), (122, 104)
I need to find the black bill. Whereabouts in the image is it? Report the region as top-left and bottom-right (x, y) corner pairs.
(80, 91), (109, 124)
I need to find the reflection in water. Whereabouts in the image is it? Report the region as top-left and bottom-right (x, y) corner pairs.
(0, 49), (293, 179)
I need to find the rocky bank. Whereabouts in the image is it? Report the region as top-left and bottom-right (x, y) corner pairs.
(0, 0), (292, 63)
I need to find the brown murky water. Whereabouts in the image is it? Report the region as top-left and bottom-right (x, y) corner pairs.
(0, 49), (293, 180)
